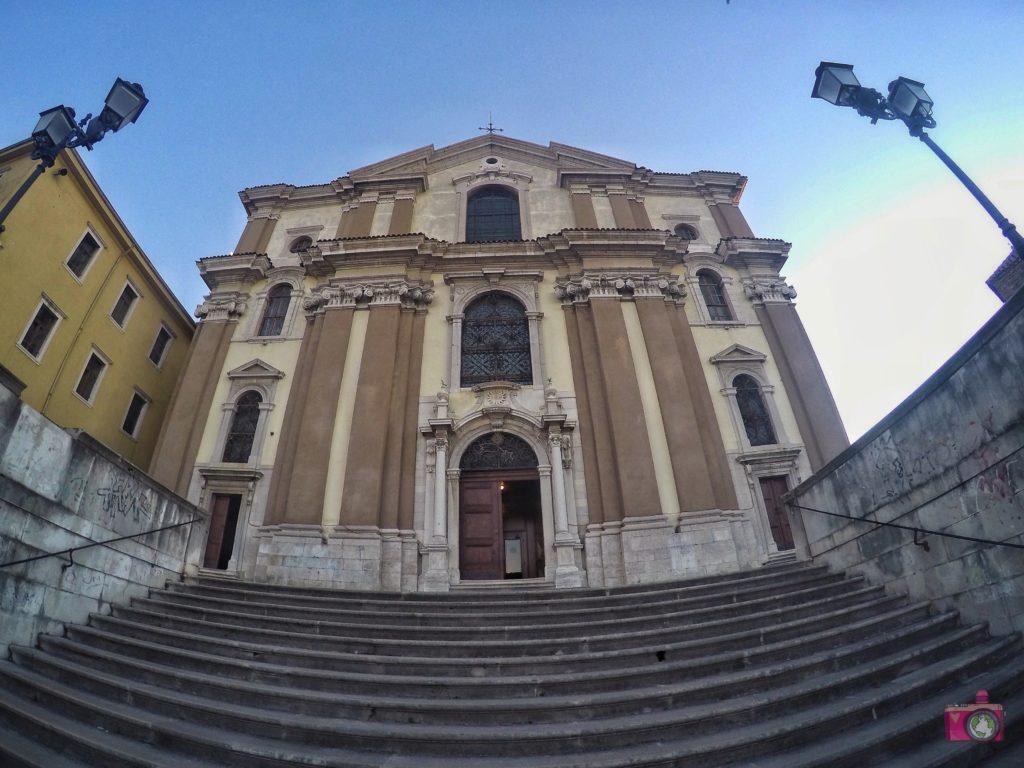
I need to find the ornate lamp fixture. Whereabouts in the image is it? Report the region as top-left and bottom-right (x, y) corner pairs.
(1, 78), (148, 232)
(812, 61), (1022, 256)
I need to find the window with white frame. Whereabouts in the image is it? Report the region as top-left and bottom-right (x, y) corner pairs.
(149, 325), (173, 366)
(122, 390), (150, 438)
(74, 349), (109, 404)
(110, 282), (139, 328)
(66, 231), (102, 279)
(19, 299), (63, 360)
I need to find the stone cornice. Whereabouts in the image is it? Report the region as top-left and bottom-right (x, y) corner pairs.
(302, 279), (434, 313)
(715, 237), (791, 272)
(198, 253), (273, 290)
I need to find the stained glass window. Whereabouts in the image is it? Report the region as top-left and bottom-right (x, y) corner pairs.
(258, 284), (291, 337)
(466, 186), (521, 242)
(460, 432), (538, 471)
(223, 390), (262, 463)
(698, 269), (733, 321)
(734, 374), (776, 446)
(461, 292), (532, 386)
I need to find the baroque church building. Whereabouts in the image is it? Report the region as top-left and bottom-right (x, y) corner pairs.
(148, 135), (848, 592)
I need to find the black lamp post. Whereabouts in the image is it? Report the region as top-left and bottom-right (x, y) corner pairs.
(812, 61), (1023, 257)
(0, 78), (148, 233)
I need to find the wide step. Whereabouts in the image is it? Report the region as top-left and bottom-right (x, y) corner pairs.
(1, 561), (1020, 766)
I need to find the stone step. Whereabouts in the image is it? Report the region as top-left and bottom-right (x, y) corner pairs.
(1, 635), (1020, 765)
(452, 577), (552, 590)
(88, 592), (912, 673)
(22, 618), (990, 727)
(161, 569), (849, 627)
(146, 573), (861, 636)
(108, 585), (896, 658)
(184, 560), (817, 608)
(72, 598), (942, 688)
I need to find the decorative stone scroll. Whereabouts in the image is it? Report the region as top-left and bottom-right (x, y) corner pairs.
(303, 280), (434, 314)
(554, 273), (686, 305)
(742, 278), (797, 305)
(195, 293), (248, 322)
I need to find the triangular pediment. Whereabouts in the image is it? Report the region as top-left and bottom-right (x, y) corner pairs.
(346, 135), (638, 182)
(709, 344), (767, 365)
(226, 359), (285, 380)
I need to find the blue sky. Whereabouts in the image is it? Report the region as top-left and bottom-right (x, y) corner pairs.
(3, 1), (1022, 439)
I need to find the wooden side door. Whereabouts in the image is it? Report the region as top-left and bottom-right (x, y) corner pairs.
(203, 494), (232, 568)
(459, 477), (503, 579)
(760, 476), (795, 551)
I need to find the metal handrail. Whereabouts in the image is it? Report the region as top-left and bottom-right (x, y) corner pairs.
(0, 517), (200, 570)
(786, 502), (1024, 551)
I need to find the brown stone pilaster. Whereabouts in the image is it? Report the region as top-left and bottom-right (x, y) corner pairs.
(608, 194), (637, 228)
(149, 319), (236, 496)
(634, 298), (717, 512)
(589, 299), (661, 518)
(234, 218), (276, 253)
(570, 192), (598, 229)
(628, 199), (652, 228)
(756, 303), (849, 470)
(264, 314), (322, 525)
(708, 203), (755, 238)
(336, 200), (377, 238)
(574, 303), (623, 522)
(397, 310), (427, 531)
(283, 306), (355, 524)
(561, 306), (604, 525)
(379, 309), (414, 529)
(668, 305), (739, 509)
(340, 304), (402, 526)
(389, 198), (415, 235)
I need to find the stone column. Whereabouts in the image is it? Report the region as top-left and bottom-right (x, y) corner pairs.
(448, 313), (463, 388)
(526, 310), (544, 386)
(432, 437), (449, 542)
(548, 430), (582, 588)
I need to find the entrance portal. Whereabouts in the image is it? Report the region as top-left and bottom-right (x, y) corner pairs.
(458, 432), (543, 581)
(204, 493), (241, 569)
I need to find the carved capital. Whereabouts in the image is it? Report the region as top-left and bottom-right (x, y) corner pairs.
(434, 437), (449, 453)
(555, 272), (685, 304)
(743, 278), (797, 305)
(326, 279), (435, 309)
(195, 292), (247, 321)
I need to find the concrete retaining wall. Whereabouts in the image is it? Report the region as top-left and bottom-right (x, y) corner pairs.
(787, 287), (1024, 635)
(0, 375), (207, 655)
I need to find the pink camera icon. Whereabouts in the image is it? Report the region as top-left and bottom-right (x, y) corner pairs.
(945, 690), (1004, 742)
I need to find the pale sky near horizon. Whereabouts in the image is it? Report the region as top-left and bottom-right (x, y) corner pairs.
(2, 1), (1021, 441)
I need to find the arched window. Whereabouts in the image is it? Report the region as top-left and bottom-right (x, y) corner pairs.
(257, 284), (291, 336)
(734, 374), (776, 446)
(222, 390), (263, 462)
(674, 223), (698, 240)
(289, 235), (313, 253)
(460, 432), (538, 471)
(461, 292), (532, 387)
(697, 269), (733, 322)
(466, 186), (521, 242)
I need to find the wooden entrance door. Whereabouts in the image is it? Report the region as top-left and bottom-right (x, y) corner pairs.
(204, 493), (242, 569)
(759, 476), (794, 551)
(459, 469), (541, 581)
(459, 477), (503, 580)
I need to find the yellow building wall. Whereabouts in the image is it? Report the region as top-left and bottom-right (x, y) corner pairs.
(0, 143), (194, 468)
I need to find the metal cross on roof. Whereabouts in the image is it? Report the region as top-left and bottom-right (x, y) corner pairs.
(478, 113), (504, 135)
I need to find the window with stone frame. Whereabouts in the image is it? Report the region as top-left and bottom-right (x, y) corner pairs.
(734, 374), (777, 446)
(66, 232), (101, 278)
(289, 235), (313, 253)
(75, 352), (108, 403)
(20, 301), (61, 359)
(257, 283), (291, 337)
(110, 283), (139, 327)
(697, 269), (733, 322)
(674, 223), (699, 240)
(466, 186), (521, 242)
(460, 292), (532, 387)
(222, 390), (263, 463)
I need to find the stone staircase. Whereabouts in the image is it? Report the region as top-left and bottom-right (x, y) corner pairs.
(1, 561), (1023, 766)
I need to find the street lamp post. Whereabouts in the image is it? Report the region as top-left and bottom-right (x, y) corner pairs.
(812, 61), (1024, 257)
(0, 78), (148, 233)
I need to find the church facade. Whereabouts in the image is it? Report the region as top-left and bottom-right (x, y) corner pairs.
(149, 135), (848, 591)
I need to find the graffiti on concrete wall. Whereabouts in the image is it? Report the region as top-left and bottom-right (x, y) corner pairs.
(96, 477), (153, 523)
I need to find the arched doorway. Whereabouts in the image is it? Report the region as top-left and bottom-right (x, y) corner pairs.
(459, 432), (543, 580)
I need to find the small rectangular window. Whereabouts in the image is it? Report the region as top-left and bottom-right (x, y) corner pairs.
(66, 232), (101, 278)
(75, 352), (107, 403)
(20, 303), (60, 359)
(111, 283), (139, 327)
(149, 325), (173, 366)
(122, 391), (149, 438)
